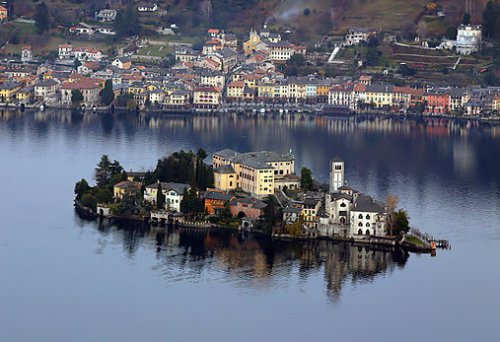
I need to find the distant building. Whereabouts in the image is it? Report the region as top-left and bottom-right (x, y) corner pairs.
(113, 181), (142, 201)
(137, 2), (158, 12)
(144, 182), (190, 212)
(350, 195), (386, 237)
(345, 28), (376, 46)
(0, 5), (7, 21)
(95, 9), (117, 22)
(329, 158), (344, 193)
(213, 149), (295, 198)
(21, 46), (33, 62)
(455, 25), (482, 55)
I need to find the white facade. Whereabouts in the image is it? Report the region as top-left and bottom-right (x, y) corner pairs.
(455, 25), (481, 55)
(144, 182), (190, 213)
(345, 28), (374, 46)
(95, 9), (117, 22)
(329, 159), (344, 193)
(350, 210), (386, 237)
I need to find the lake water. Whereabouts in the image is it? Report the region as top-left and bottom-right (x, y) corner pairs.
(1, 110), (500, 341)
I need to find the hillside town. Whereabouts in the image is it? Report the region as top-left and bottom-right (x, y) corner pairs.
(0, 1), (498, 117)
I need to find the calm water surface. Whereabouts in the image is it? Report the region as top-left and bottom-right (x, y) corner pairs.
(1, 111), (500, 341)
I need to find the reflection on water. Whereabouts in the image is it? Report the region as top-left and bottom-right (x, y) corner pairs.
(92, 219), (408, 303)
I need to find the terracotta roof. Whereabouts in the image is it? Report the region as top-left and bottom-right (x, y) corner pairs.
(61, 78), (99, 90)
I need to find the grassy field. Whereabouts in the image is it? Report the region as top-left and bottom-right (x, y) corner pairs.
(136, 44), (172, 57)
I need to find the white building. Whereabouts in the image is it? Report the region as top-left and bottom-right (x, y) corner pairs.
(345, 28), (375, 46)
(137, 2), (158, 12)
(329, 158), (344, 193)
(455, 25), (482, 55)
(95, 9), (117, 22)
(21, 46), (33, 62)
(58, 44), (73, 60)
(350, 195), (386, 237)
(144, 182), (190, 212)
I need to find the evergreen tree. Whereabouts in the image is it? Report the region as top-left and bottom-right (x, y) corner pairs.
(300, 167), (314, 191)
(463, 12), (471, 25)
(100, 80), (115, 106)
(483, 0), (500, 39)
(114, 5), (142, 38)
(394, 209), (410, 235)
(156, 182), (165, 210)
(74, 178), (90, 200)
(34, 2), (50, 34)
(71, 89), (84, 107)
(95, 155), (112, 187)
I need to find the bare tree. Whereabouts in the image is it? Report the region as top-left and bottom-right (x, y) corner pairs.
(200, 0), (213, 21)
(385, 194), (399, 235)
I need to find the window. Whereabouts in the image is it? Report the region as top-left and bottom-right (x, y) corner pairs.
(366, 214), (370, 219)
(366, 222), (370, 227)
(358, 222), (362, 227)
(358, 214), (363, 219)
(340, 203), (346, 207)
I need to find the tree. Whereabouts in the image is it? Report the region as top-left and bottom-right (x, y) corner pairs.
(100, 79), (115, 106)
(74, 178), (90, 200)
(95, 188), (113, 204)
(289, 54), (305, 67)
(445, 27), (458, 40)
(385, 194), (399, 235)
(156, 182), (165, 210)
(483, 0), (500, 39)
(263, 195), (279, 226)
(300, 167), (314, 191)
(365, 47), (380, 66)
(180, 188), (204, 214)
(71, 89), (84, 107)
(393, 209), (410, 235)
(80, 193), (97, 211)
(463, 12), (471, 25)
(74, 58), (82, 69)
(95, 155), (112, 187)
(34, 2), (49, 34)
(114, 5), (141, 38)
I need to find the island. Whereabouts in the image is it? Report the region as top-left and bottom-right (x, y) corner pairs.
(74, 149), (449, 254)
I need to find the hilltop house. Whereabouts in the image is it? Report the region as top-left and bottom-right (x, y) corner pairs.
(95, 9), (117, 22)
(137, 2), (158, 12)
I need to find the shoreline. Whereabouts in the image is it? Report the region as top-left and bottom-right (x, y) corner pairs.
(75, 202), (436, 254)
(7, 103), (499, 125)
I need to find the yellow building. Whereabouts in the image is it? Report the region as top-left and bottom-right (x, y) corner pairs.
(243, 29), (261, 56)
(15, 87), (33, 102)
(113, 181), (142, 200)
(493, 97), (500, 112)
(226, 81), (245, 99)
(213, 149), (295, 198)
(193, 86), (221, 109)
(214, 165), (238, 191)
(365, 84), (394, 108)
(0, 82), (21, 101)
(258, 83), (275, 99)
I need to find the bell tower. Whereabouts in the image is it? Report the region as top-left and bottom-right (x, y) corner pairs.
(330, 157), (344, 193)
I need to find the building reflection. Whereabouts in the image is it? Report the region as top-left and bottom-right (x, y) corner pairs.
(91, 219), (409, 303)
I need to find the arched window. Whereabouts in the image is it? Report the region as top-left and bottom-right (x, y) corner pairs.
(366, 214), (370, 219)
(365, 230), (371, 236)
(358, 229), (363, 235)
(358, 214), (363, 219)
(340, 202), (346, 207)
(358, 222), (363, 227)
(366, 222), (370, 227)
